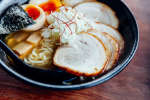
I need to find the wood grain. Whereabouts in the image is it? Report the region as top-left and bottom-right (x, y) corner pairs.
(0, 0), (149, 100)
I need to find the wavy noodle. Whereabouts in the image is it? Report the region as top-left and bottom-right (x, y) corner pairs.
(24, 38), (57, 69)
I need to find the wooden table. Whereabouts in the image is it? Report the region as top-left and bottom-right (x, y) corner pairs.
(0, 0), (149, 100)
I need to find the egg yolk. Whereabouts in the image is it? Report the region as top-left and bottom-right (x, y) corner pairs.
(39, 0), (62, 15)
(25, 5), (41, 20)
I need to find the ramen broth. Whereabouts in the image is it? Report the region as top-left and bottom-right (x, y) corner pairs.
(5, 0), (124, 77)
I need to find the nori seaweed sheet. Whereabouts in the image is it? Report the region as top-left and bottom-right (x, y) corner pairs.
(0, 5), (34, 34)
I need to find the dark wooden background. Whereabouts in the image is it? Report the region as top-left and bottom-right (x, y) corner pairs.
(0, 0), (149, 100)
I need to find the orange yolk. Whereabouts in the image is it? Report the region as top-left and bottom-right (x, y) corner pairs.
(39, 0), (62, 15)
(25, 5), (40, 20)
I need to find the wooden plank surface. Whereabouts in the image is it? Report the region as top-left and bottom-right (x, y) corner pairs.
(0, 0), (149, 100)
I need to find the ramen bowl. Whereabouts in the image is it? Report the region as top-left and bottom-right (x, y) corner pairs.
(0, 0), (139, 90)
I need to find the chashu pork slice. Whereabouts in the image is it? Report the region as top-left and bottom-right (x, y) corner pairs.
(74, 2), (119, 28)
(53, 33), (108, 76)
(62, 0), (96, 7)
(90, 23), (124, 53)
(87, 30), (119, 71)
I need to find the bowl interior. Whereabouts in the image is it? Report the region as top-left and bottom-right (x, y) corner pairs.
(0, 0), (138, 89)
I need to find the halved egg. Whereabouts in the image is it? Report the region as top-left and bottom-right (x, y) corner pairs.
(22, 4), (46, 31)
(29, 0), (62, 15)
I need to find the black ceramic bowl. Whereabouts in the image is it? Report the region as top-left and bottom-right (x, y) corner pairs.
(0, 0), (139, 90)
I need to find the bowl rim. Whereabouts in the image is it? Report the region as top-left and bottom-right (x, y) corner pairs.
(0, 1), (139, 90)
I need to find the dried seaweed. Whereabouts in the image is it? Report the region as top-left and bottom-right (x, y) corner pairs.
(0, 5), (34, 34)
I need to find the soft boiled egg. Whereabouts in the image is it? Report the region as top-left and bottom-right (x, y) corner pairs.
(22, 4), (46, 31)
(29, 0), (62, 15)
